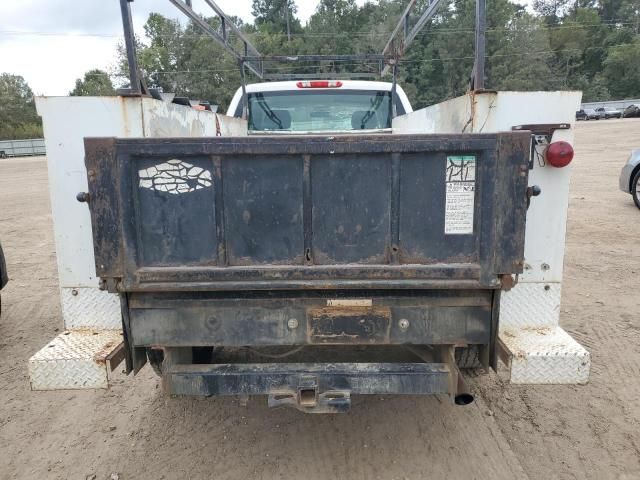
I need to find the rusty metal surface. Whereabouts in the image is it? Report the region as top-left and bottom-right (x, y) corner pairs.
(105, 343), (126, 371)
(159, 345), (468, 410)
(308, 306), (392, 344)
(83, 137), (123, 280)
(164, 362), (451, 398)
(268, 389), (352, 413)
(83, 132), (531, 293)
(128, 291), (492, 347)
(500, 274), (517, 291)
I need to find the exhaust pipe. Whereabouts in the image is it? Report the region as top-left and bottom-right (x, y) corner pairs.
(454, 371), (475, 406)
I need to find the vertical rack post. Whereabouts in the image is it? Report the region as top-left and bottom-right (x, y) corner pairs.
(474, 0), (487, 90)
(119, 0), (143, 95)
(285, 0), (291, 42)
(240, 61), (248, 120)
(390, 61), (398, 120)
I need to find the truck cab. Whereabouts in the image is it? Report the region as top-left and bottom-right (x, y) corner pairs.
(227, 80), (413, 133)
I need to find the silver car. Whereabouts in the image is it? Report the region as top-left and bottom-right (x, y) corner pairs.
(619, 149), (640, 209)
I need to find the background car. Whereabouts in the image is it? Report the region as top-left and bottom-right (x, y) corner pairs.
(596, 107), (623, 119)
(584, 108), (602, 120)
(623, 104), (640, 118)
(619, 149), (640, 209)
(576, 109), (587, 120)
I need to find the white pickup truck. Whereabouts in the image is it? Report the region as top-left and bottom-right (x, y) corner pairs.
(227, 80), (413, 133)
(28, 81), (589, 412)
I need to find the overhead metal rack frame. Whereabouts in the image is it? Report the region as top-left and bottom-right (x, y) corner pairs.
(381, 0), (445, 76)
(168, 0), (263, 77)
(118, 0), (487, 98)
(119, 0), (264, 95)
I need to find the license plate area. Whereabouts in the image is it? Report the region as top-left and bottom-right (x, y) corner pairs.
(307, 307), (391, 344)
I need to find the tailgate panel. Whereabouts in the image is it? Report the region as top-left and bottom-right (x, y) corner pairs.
(136, 156), (218, 266)
(84, 133), (530, 291)
(399, 153), (478, 263)
(311, 154), (391, 264)
(223, 155), (304, 265)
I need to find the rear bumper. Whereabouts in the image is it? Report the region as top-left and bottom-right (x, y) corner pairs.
(163, 357), (473, 413)
(127, 290), (494, 348)
(128, 290), (496, 410)
(165, 362), (453, 412)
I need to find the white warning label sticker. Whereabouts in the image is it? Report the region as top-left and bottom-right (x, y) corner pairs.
(445, 156), (476, 235)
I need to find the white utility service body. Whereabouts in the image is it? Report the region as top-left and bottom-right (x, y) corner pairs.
(29, 97), (246, 389)
(28, 84), (589, 390)
(394, 91), (589, 383)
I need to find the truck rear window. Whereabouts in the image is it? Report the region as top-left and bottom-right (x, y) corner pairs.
(237, 90), (405, 132)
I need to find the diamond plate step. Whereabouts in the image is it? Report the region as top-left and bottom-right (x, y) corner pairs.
(29, 329), (124, 390)
(498, 326), (590, 384)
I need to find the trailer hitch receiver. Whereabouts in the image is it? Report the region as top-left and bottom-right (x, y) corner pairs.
(268, 385), (351, 414)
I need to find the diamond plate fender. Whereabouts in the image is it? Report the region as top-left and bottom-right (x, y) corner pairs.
(498, 283), (590, 384)
(499, 326), (590, 384)
(500, 282), (561, 329)
(61, 287), (121, 329)
(29, 329), (124, 390)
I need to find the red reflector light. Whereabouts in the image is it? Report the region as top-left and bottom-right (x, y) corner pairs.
(545, 141), (574, 168)
(296, 80), (343, 88)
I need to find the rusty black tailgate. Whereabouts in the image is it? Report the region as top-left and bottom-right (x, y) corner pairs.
(83, 133), (531, 292)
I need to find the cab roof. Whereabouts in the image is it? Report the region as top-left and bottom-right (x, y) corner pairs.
(243, 80), (396, 93)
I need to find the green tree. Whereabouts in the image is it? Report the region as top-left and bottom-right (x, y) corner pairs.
(578, 73), (611, 101)
(69, 69), (116, 96)
(177, 20), (244, 109)
(402, 0), (478, 106)
(301, 0), (369, 74)
(603, 38), (640, 98)
(532, 0), (574, 22)
(306, 0), (361, 53)
(546, 11), (596, 88)
(0, 73), (42, 140)
(488, 14), (554, 91)
(599, 0), (640, 26)
(252, 0), (301, 34)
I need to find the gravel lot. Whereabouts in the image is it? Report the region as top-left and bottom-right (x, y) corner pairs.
(0, 118), (639, 479)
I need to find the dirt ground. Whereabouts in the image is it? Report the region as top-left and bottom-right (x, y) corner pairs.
(0, 118), (639, 480)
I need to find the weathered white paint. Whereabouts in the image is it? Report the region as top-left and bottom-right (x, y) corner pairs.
(392, 94), (471, 134)
(393, 91), (589, 384)
(35, 96), (247, 328)
(36, 97), (142, 290)
(31, 96), (248, 389)
(215, 113), (248, 136)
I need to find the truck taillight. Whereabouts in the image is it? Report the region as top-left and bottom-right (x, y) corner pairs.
(545, 141), (574, 168)
(296, 81), (343, 88)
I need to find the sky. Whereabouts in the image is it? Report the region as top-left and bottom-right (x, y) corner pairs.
(0, 0), (371, 96)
